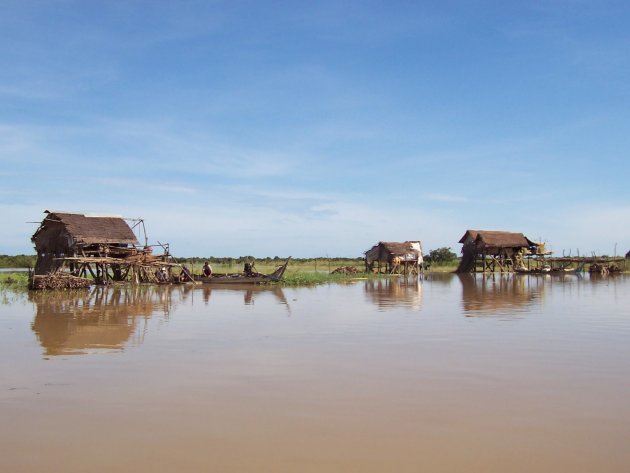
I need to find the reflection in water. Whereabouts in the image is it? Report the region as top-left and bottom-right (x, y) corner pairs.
(422, 273), (457, 285)
(1, 285), (28, 306)
(29, 286), (173, 356)
(364, 278), (422, 310)
(29, 284), (290, 356)
(201, 284), (288, 306)
(459, 273), (544, 317)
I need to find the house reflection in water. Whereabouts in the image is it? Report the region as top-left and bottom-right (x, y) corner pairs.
(29, 286), (173, 356)
(459, 273), (544, 317)
(364, 278), (422, 311)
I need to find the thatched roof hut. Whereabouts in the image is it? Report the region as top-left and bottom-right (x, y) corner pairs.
(457, 229), (540, 273)
(364, 241), (423, 274)
(31, 211), (138, 274)
(458, 230), (537, 253)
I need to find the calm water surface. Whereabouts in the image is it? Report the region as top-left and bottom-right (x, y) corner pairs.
(1, 274), (629, 472)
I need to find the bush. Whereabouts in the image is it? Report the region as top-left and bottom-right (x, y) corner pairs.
(424, 247), (458, 265)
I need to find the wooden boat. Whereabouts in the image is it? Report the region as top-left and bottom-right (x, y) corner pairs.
(193, 258), (291, 285)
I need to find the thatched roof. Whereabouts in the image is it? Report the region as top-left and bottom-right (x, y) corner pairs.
(376, 241), (421, 255)
(33, 211), (138, 245)
(365, 241), (423, 264)
(366, 241), (422, 256)
(459, 230), (534, 248)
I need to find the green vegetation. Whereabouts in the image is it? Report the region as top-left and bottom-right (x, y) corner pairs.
(424, 247), (458, 265)
(422, 247), (459, 272)
(424, 261), (459, 272)
(0, 271), (29, 288)
(0, 254), (36, 268)
(176, 258), (360, 275)
(280, 270), (370, 286)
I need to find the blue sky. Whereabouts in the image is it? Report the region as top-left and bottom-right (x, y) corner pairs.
(1, 0), (629, 257)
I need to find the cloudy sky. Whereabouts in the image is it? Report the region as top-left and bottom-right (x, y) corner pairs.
(1, 0), (629, 257)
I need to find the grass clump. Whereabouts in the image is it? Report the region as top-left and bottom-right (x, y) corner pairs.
(280, 270), (368, 286)
(0, 272), (29, 288)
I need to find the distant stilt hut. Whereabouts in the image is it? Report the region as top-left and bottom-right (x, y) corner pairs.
(30, 210), (174, 288)
(364, 241), (423, 275)
(456, 230), (542, 273)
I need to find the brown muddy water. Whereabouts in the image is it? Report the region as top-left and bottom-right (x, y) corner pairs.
(1, 274), (629, 473)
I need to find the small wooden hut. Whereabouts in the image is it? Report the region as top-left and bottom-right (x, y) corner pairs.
(456, 230), (542, 273)
(31, 211), (176, 287)
(364, 241), (423, 275)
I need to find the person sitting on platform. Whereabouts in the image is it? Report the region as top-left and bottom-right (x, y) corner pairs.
(179, 265), (191, 282)
(156, 267), (168, 283)
(202, 261), (213, 277)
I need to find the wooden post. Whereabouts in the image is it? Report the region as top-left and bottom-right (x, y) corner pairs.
(86, 263), (97, 281)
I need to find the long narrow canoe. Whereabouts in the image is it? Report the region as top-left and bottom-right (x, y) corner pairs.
(193, 257), (291, 284)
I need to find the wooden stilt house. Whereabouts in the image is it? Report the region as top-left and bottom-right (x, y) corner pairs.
(364, 241), (423, 275)
(456, 230), (542, 273)
(30, 211), (176, 287)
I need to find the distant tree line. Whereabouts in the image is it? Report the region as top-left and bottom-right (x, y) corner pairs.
(173, 256), (365, 265)
(0, 254), (36, 268)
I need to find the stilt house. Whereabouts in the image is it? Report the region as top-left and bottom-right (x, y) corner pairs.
(364, 241), (423, 275)
(31, 211), (173, 286)
(456, 230), (541, 273)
